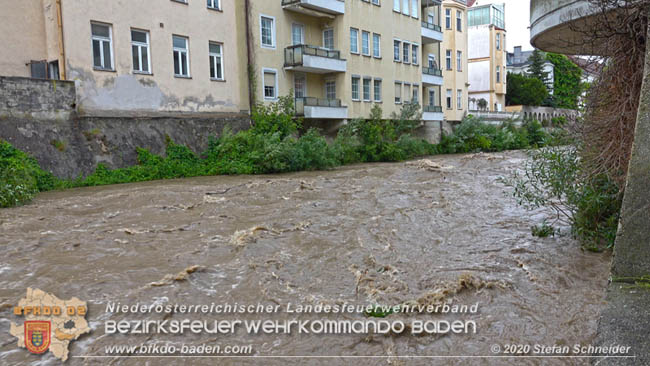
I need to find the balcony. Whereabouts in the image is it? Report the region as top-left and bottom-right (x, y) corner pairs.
(422, 105), (444, 121)
(421, 0), (442, 7)
(422, 67), (443, 86)
(421, 21), (443, 43)
(282, 0), (345, 18)
(295, 97), (348, 119)
(284, 45), (347, 74)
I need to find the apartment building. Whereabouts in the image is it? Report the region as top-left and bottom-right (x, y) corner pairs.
(467, 2), (507, 112)
(0, 0), (248, 114)
(248, 0), (445, 126)
(441, 0), (469, 122)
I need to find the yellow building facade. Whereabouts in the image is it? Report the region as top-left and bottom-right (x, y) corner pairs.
(441, 0), (469, 122)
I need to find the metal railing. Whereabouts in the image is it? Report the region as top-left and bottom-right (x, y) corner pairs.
(295, 97), (343, 115)
(423, 105), (443, 113)
(284, 45), (342, 67)
(422, 67), (443, 76)
(421, 21), (442, 32)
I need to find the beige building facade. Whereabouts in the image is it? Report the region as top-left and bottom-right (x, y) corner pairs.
(0, 0), (248, 114)
(441, 0), (469, 122)
(467, 3), (506, 112)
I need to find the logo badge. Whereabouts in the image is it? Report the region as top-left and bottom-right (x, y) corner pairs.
(24, 321), (51, 354)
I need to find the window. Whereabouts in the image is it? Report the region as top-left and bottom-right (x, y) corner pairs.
(412, 44), (418, 65)
(393, 0), (400, 12)
(446, 89), (452, 109)
(404, 84), (411, 103)
(457, 90), (462, 109)
(292, 24), (304, 45)
(395, 82), (402, 104)
(503, 34), (506, 52)
(260, 16), (275, 48)
(496, 33), (501, 50)
(173, 35), (189, 77)
(362, 31), (370, 56)
(263, 69), (277, 99)
(325, 80), (336, 100)
(207, 0), (221, 10)
(352, 76), (360, 100)
(323, 29), (334, 50)
(446, 50), (452, 70)
(428, 54), (437, 69)
(412, 85), (419, 104)
(363, 78), (371, 101)
(131, 30), (150, 74)
(496, 66), (501, 83)
(456, 11), (463, 31)
(402, 0), (409, 15)
(209, 42), (224, 80)
(428, 88), (435, 107)
(372, 0), (380, 4)
(374, 79), (382, 102)
(91, 23), (113, 70)
(373, 33), (381, 58)
(445, 9), (451, 29)
(294, 73), (306, 98)
(350, 28), (359, 54)
(394, 40), (401, 61)
(403, 42), (409, 63)
(456, 51), (462, 71)
(411, 0), (418, 18)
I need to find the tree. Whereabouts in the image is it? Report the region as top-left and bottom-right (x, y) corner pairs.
(546, 53), (584, 110)
(527, 49), (551, 88)
(477, 98), (488, 111)
(506, 73), (549, 106)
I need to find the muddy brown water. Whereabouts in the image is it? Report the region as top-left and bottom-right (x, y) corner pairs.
(0, 151), (610, 366)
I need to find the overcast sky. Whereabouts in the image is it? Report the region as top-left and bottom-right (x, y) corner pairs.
(472, 0), (534, 52)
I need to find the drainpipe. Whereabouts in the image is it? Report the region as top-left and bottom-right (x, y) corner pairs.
(55, 0), (66, 80)
(244, 0), (254, 112)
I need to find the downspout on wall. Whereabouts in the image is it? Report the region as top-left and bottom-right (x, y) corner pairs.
(244, 0), (254, 110)
(55, 0), (66, 80)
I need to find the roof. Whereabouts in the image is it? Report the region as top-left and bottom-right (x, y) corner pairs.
(467, 0), (477, 7)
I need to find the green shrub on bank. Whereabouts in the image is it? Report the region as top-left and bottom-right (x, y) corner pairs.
(0, 140), (58, 207)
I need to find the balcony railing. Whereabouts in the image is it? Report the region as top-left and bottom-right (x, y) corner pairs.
(295, 97), (343, 115)
(424, 105), (443, 113)
(423, 67), (443, 76)
(422, 21), (442, 32)
(281, 0), (345, 16)
(285, 45), (342, 67)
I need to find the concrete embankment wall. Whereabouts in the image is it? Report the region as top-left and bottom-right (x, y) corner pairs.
(0, 77), (250, 178)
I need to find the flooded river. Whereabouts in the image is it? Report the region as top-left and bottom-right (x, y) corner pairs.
(0, 151), (610, 365)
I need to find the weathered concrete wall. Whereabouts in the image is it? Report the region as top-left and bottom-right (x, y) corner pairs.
(416, 120), (455, 144)
(0, 114), (251, 179)
(0, 76), (76, 119)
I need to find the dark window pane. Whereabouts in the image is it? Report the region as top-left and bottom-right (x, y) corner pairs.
(181, 53), (188, 75)
(216, 57), (222, 79)
(174, 51), (180, 75)
(132, 45), (139, 71)
(102, 41), (112, 69)
(131, 30), (147, 43)
(210, 57), (215, 78)
(93, 40), (102, 67)
(91, 24), (109, 37)
(141, 47), (148, 72)
(173, 36), (186, 49)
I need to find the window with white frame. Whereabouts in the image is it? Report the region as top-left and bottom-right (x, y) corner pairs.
(373, 33), (381, 58)
(428, 88), (435, 106)
(395, 82), (402, 104)
(446, 89), (452, 109)
(173, 35), (190, 77)
(350, 28), (359, 53)
(209, 42), (224, 80)
(352, 76), (360, 100)
(402, 0), (409, 15)
(404, 84), (411, 103)
(496, 33), (501, 50)
(445, 9), (451, 29)
(294, 73), (306, 98)
(292, 23), (304, 45)
(457, 89), (462, 109)
(91, 23), (113, 70)
(412, 85), (419, 104)
(131, 29), (150, 73)
(263, 69), (277, 99)
(260, 16), (275, 48)
(374, 79), (382, 102)
(411, 0), (418, 18)
(496, 66), (501, 83)
(323, 29), (334, 50)
(325, 80), (336, 100)
(363, 77), (371, 101)
(394, 40), (401, 61)
(446, 49), (452, 70)
(457, 50), (462, 71)
(393, 0), (400, 12)
(362, 31), (370, 55)
(402, 42), (409, 63)
(207, 0), (221, 10)
(412, 44), (418, 65)
(456, 10), (463, 31)
(372, 0), (380, 4)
